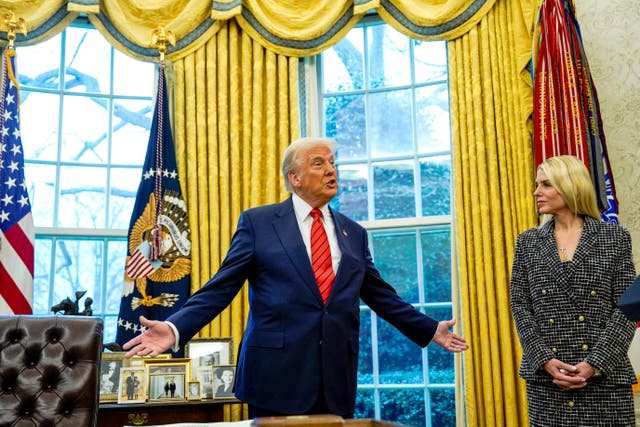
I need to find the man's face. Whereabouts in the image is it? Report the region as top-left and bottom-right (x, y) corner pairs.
(288, 145), (338, 207)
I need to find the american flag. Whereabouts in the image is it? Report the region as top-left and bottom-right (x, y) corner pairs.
(0, 48), (34, 315)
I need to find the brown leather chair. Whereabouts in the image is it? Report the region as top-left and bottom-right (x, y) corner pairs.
(0, 315), (103, 427)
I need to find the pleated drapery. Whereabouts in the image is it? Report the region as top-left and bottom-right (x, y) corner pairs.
(2, 0), (496, 59)
(0, 0), (546, 425)
(449, 0), (539, 425)
(172, 20), (299, 420)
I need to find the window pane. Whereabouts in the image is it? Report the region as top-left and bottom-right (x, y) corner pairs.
(25, 163), (56, 227)
(33, 239), (53, 313)
(373, 161), (415, 219)
(113, 50), (155, 97)
(358, 309), (373, 380)
(322, 29), (364, 92)
(18, 35), (61, 90)
(414, 41), (447, 84)
(61, 95), (110, 163)
(324, 94), (366, 160)
(58, 165), (106, 228)
(416, 84), (450, 154)
(371, 231), (418, 302)
(65, 27), (111, 94)
(355, 389), (375, 419)
(430, 388), (456, 427)
(425, 307), (455, 384)
(420, 155), (451, 216)
(421, 228), (452, 303)
(369, 90), (412, 157)
(107, 241), (127, 312)
(21, 91), (60, 161)
(111, 99), (152, 165)
(332, 164), (368, 221)
(109, 167), (142, 228)
(380, 389), (426, 426)
(52, 239), (103, 306)
(377, 318), (423, 384)
(367, 25), (411, 89)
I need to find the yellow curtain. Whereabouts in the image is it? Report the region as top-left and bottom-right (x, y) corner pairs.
(172, 19), (299, 420)
(2, 0), (496, 59)
(449, 0), (539, 425)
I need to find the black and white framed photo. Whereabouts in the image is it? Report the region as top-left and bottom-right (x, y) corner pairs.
(185, 337), (234, 371)
(117, 367), (146, 404)
(187, 379), (202, 401)
(212, 365), (236, 399)
(197, 366), (215, 399)
(99, 352), (126, 403)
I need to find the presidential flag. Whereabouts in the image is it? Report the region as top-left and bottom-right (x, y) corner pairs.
(533, 0), (618, 223)
(0, 48), (33, 315)
(115, 63), (191, 351)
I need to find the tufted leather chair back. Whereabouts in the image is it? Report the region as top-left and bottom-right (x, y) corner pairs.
(0, 315), (103, 427)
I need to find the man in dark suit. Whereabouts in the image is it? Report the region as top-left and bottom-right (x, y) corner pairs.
(123, 137), (468, 418)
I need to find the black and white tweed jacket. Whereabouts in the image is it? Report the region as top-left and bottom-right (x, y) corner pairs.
(510, 215), (637, 385)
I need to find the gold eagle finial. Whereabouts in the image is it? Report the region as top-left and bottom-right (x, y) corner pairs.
(150, 27), (176, 62)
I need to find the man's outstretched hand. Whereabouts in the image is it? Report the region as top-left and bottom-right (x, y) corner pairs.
(433, 319), (468, 352)
(122, 316), (176, 358)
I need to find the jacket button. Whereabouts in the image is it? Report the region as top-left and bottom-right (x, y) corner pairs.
(541, 289), (548, 295)
(578, 315), (585, 322)
(568, 401), (574, 407)
(582, 344), (589, 351)
(552, 347), (558, 353)
(549, 319), (554, 324)
(590, 290), (597, 296)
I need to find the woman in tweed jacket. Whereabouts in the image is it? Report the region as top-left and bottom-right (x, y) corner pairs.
(510, 155), (637, 426)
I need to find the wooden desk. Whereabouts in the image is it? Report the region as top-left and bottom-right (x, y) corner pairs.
(98, 398), (240, 426)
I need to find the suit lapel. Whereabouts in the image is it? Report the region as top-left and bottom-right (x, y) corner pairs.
(329, 208), (357, 296)
(538, 221), (579, 303)
(541, 217), (599, 309)
(272, 198), (323, 304)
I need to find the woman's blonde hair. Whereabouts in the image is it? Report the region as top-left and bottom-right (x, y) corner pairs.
(538, 155), (601, 224)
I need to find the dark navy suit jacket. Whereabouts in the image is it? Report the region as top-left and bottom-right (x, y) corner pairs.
(167, 197), (439, 415)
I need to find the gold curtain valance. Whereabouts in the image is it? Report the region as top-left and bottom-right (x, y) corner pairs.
(0, 0), (496, 61)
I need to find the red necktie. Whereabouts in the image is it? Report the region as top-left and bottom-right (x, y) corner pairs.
(310, 208), (334, 304)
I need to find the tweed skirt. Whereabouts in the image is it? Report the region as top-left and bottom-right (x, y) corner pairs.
(525, 382), (635, 426)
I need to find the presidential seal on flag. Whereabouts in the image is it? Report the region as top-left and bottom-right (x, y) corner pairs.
(123, 189), (191, 311)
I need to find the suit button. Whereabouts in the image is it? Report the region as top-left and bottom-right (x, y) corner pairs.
(541, 289), (548, 295)
(319, 340), (323, 345)
(578, 315), (585, 322)
(582, 344), (589, 351)
(590, 290), (597, 297)
(552, 347), (558, 353)
(568, 401), (574, 407)
(549, 319), (554, 324)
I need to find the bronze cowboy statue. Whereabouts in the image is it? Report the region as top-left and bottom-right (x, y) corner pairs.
(51, 290), (93, 316)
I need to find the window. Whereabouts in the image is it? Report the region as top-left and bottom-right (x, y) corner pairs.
(18, 20), (155, 343)
(319, 19), (454, 426)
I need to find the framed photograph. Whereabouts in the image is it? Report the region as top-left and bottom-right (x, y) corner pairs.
(185, 338), (233, 372)
(212, 365), (236, 399)
(197, 366), (214, 399)
(144, 358), (191, 402)
(117, 367), (146, 404)
(187, 380), (202, 401)
(128, 352), (172, 367)
(100, 352), (126, 403)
